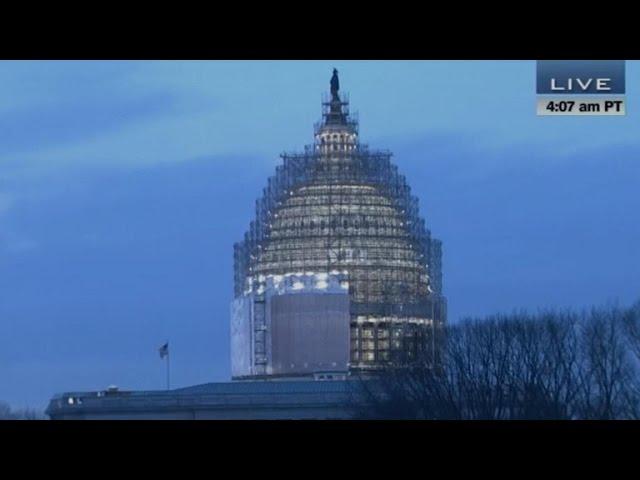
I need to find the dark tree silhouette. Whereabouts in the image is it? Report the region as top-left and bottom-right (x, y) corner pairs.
(356, 302), (640, 420)
(0, 401), (44, 420)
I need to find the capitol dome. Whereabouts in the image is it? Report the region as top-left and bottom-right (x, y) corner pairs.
(232, 70), (446, 376)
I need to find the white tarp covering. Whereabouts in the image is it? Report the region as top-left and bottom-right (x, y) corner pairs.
(230, 296), (253, 378)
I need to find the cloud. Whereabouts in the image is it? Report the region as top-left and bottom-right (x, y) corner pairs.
(0, 61), (219, 180)
(0, 92), (182, 158)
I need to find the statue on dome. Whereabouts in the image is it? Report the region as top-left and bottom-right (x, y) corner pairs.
(330, 68), (340, 101)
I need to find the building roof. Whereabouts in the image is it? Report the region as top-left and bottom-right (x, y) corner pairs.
(46, 379), (373, 419)
(173, 379), (358, 395)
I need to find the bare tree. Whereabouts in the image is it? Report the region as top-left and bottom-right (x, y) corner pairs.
(576, 306), (639, 419)
(355, 301), (640, 420)
(622, 300), (640, 419)
(0, 402), (13, 420)
(623, 300), (640, 360)
(0, 401), (44, 420)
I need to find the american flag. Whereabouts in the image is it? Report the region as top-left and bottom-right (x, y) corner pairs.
(158, 342), (169, 359)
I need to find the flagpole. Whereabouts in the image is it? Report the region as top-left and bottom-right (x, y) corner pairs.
(166, 340), (170, 391)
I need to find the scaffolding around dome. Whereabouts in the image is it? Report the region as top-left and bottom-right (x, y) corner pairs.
(232, 71), (446, 377)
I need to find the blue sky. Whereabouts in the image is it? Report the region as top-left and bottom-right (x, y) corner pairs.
(1, 61), (639, 410)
